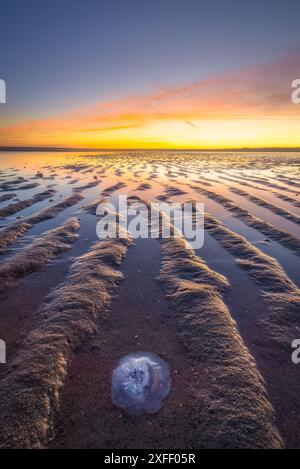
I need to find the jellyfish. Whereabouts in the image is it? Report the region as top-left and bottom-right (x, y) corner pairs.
(111, 352), (171, 416)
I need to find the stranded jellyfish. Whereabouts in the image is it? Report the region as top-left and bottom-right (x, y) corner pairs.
(111, 352), (171, 416)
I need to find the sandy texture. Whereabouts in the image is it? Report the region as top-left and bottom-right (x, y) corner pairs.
(160, 235), (283, 448)
(0, 233), (132, 448)
(0, 218), (80, 292)
(0, 193), (83, 255)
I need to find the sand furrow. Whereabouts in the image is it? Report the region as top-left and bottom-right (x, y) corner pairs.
(217, 175), (267, 190)
(194, 187), (300, 256)
(230, 187), (300, 226)
(0, 178), (26, 190)
(0, 189), (56, 219)
(204, 212), (300, 347)
(274, 192), (300, 208)
(79, 198), (106, 214)
(276, 177), (300, 189)
(11, 182), (40, 191)
(102, 182), (127, 196)
(0, 218), (80, 292)
(160, 235), (283, 448)
(0, 233), (132, 448)
(0, 194), (17, 203)
(164, 185), (187, 197)
(0, 193), (83, 255)
(241, 177), (300, 195)
(135, 182), (152, 191)
(73, 181), (100, 192)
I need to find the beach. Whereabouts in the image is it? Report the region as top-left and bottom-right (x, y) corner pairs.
(0, 150), (299, 448)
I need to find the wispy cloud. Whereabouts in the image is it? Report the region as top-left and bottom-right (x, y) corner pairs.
(185, 120), (198, 129)
(1, 50), (299, 146)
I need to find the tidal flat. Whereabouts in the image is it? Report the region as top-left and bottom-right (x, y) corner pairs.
(0, 150), (299, 448)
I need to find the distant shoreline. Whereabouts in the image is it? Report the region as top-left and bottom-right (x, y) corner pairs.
(1, 146), (300, 153)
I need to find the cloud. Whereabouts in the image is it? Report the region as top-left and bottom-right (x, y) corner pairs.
(185, 120), (198, 129)
(1, 50), (299, 145)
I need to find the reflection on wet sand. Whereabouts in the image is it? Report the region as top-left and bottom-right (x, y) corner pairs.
(0, 150), (300, 448)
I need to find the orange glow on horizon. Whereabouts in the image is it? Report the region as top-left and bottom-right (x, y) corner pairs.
(1, 53), (300, 149)
(1, 118), (299, 150)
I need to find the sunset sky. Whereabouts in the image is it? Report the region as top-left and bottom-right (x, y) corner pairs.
(0, 0), (300, 149)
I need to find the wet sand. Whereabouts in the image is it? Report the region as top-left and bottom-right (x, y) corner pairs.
(0, 150), (300, 448)
(52, 239), (205, 449)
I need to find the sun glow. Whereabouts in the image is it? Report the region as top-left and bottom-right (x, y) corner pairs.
(1, 52), (300, 150)
(2, 117), (299, 150)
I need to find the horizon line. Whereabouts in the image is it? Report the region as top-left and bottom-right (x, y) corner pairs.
(1, 146), (300, 153)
